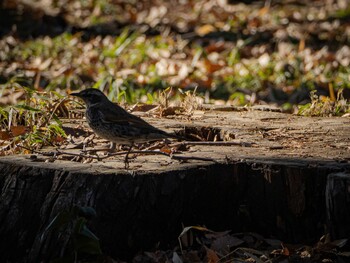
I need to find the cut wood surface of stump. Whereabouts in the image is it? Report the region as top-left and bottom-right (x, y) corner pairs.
(0, 109), (350, 261)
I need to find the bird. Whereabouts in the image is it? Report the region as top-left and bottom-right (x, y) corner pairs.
(71, 88), (178, 167)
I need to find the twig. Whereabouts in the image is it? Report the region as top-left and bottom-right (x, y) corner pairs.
(81, 147), (111, 153)
(107, 150), (218, 163)
(17, 144), (57, 156)
(78, 141), (254, 155)
(0, 141), (16, 152)
(56, 149), (97, 159)
(178, 141), (255, 147)
(18, 145), (218, 164)
(172, 155), (218, 162)
(78, 149), (217, 163)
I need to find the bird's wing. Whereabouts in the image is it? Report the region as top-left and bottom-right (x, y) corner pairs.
(98, 105), (160, 129)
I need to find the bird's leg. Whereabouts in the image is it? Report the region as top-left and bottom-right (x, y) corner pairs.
(109, 142), (116, 152)
(104, 142), (117, 156)
(124, 144), (133, 169)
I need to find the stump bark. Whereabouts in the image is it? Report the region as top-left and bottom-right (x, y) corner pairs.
(326, 172), (350, 239)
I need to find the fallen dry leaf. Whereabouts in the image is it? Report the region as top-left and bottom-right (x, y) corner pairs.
(10, 125), (28, 136)
(205, 247), (220, 263)
(0, 131), (11, 140)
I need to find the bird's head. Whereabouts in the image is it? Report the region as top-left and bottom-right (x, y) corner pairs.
(71, 88), (108, 106)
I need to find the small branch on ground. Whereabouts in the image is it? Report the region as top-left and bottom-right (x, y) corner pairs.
(17, 145), (218, 164)
(177, 141), (255, 147)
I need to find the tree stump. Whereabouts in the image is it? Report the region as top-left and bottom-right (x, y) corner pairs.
(0, 109), (350, 261)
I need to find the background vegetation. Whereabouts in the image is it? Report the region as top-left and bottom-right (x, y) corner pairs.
(1, 0), (350, 107)
(0, 1), (350, 261)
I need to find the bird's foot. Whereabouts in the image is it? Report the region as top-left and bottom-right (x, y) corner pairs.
(105, 143), (119, 156)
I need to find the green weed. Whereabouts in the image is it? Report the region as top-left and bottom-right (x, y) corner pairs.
(298, 89), (350, 116)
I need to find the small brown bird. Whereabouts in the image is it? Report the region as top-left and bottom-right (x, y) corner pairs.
(71, 88), (177, 166)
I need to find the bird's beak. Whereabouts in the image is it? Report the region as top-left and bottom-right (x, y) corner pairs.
(70, 92), (81, 97)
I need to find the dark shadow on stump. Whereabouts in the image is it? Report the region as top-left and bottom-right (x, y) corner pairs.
(0, 156), (349, 261)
